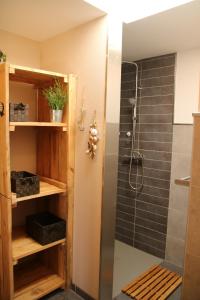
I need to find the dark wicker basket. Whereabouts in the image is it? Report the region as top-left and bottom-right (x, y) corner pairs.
(11, 171), (40, 198)
(9, 103), (29, 122)
(26, 212), (66, 245)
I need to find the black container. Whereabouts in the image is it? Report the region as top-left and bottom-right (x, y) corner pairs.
(11, 171), (40, 198)
(9, 103), (29, 122)
(26, 212), (66, 245)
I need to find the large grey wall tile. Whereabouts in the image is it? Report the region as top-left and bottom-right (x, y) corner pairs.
(165, 124), (193, 268)
(172, 125), (193, 154)
(167, 209), (188, 240)
(170, 153), (192, 181)
(169, 184), (189, 212)
(165, 236), (185, 268)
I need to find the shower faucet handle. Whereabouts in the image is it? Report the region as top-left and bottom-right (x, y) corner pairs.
(126, 131), (131, 137)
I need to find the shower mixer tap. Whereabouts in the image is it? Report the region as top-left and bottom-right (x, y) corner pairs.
(122, 60), (144, 194)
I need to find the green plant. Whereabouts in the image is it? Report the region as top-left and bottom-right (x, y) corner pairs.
(43, 79), (67, 110)
(0, 50), (6, 62)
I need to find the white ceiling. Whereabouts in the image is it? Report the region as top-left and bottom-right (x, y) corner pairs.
(123, 0), (200, 60)
(0, 0), (105, 41)
(1, 0), (200, 60)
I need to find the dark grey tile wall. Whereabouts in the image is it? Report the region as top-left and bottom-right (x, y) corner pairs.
(116, 54), (175, 259)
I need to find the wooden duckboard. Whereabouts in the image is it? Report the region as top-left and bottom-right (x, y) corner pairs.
(122, 265), (182, 300)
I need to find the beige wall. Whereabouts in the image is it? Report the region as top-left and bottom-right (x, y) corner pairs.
(174, 48), (200, 124)
(0, 29), (40, 67)
(40, 17), (108, 299)
(0, 30), (40, 197)
(0, 18), (119, 298)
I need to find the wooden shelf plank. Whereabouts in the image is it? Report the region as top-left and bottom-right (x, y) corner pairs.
(10, 122), (67, 132)
(12, 180), (66, 206)
(14, 262), (64, 300)
(14, 274), (64, 300)
(175, 176), (190, 187)
(9, 64), (68, 83)
(12, 226), (66, 261)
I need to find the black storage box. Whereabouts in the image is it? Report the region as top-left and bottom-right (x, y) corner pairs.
(9, 103), (29, 122)
(26, 212), (66, 245)
(11, 171), (40, 198)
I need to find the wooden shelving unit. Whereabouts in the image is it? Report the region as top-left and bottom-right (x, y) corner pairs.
(0, 63), (76, 299)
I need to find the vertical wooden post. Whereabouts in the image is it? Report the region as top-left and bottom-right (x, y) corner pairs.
(66, 74), (76, 288)
(0, 63), (11, 198)
(0, 195), (2, 300)
(0, 63), (13, 299)
(0, 195), (13, 300)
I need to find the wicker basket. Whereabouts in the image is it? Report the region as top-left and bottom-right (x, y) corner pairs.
(9, 103), (29, 122)
(11, 171), (40, 198)
(26, 212), (66, 245)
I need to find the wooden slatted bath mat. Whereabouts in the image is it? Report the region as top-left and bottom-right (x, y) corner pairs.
(122, 265), (182, 300)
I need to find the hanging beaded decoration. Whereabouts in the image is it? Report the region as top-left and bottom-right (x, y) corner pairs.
(86, 111), (99, 159)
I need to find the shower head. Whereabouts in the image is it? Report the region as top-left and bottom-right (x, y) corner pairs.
(129, 98), (137, 106)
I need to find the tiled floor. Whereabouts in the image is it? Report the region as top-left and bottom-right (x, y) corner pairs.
(113, 240), (162, 297)
(113, 240), (182, 300)
(42, 289), (83, 300)
(42, 240), (181, 300)
(43, 287), (181, 300)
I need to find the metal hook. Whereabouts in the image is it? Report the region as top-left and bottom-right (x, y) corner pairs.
(78, 104), (86, 131)
(93, 110), (97, 125)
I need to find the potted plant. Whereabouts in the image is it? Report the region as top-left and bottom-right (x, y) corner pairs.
(0, 50), (6, 63)
(43, 79), (67, 122)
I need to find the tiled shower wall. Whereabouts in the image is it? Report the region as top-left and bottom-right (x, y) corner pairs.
(166, 125), (193, 268)
(116, 54), (175, 259)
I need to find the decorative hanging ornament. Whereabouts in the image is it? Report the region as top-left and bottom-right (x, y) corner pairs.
(86, 111), (99, 159)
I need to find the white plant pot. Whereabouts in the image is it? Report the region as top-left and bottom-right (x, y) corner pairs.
(50, 110), (63, 122)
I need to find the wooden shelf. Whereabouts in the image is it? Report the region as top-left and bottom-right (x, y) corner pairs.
(12, 179), (66, 206)
(9, 64), (68, 85)
(10, 122), (67, 132)
(175, 176), (190, 187)
(14, 262), (64, 300)
(12, 226), (66, 262)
